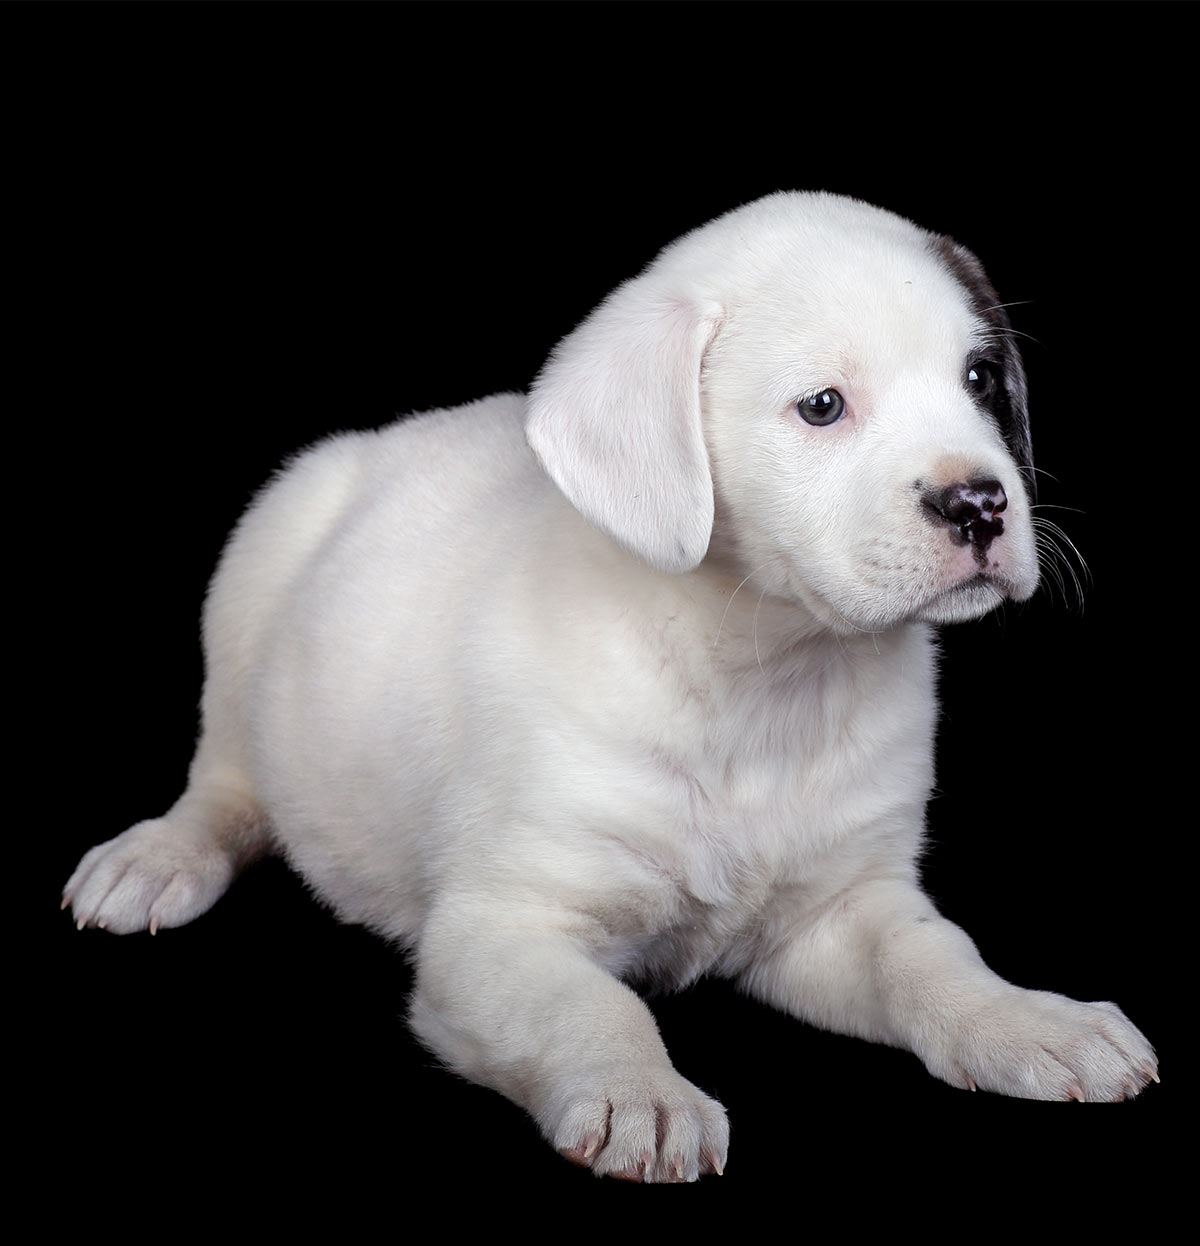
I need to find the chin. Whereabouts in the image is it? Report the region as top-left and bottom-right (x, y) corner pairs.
(912, 576), (1011, 625)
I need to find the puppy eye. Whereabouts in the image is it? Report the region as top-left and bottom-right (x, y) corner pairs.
(966, 361), (1000, 400)
(798, 389), (845, 426)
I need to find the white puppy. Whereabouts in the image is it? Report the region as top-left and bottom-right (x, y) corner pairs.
(65, 192), (1155, 1181)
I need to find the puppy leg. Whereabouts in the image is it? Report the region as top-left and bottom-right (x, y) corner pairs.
(64, 760), (270, 935)
(409, 900), (729, 1182)
(65, 552), (272, 935)
(741, 878), (1157, 1102)
(62, 439), (328, 933)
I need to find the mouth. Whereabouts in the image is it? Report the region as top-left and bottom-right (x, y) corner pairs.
(912, 571), (1012, 624)
(953, 569), (1011, 594)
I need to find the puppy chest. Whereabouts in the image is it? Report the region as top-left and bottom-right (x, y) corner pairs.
(584, 696), (929, 937)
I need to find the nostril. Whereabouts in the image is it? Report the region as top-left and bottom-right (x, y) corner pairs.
(922, 478), (1008, 550)
(979, 480), (1008, 516)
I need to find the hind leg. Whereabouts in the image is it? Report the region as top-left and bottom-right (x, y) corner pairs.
(65, 529), (275, 935)
(66, 571), (273, 935)
(65, 433), (377, 935)
(64, 764), (271, 935)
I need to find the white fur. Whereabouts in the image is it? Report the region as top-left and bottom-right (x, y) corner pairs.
(65, 192), (1155, 1182)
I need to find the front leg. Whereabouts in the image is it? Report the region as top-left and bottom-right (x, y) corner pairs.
(740, 878), (1157, 1101)
(409, 896), (729, 1182)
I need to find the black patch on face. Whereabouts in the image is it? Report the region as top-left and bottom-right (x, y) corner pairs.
(930, 235), (1035, 503)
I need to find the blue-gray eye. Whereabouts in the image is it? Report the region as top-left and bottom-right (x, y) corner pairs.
(798, 389), (845, 426)
(966, 361), (999, 400)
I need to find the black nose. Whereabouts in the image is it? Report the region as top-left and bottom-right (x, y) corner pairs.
(922, 479), (1008, 551)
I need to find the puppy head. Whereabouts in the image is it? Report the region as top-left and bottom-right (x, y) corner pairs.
(526, 192), (1039, 632)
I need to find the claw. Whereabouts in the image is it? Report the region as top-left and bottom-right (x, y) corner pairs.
(606, 1150), (654, 1183)
(560, 1130), (607, 1170)
(701, 1149), (725, 1176)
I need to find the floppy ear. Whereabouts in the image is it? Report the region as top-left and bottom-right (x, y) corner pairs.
(525, 273), (721, 574)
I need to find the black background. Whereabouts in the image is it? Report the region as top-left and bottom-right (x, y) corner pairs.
(23, 0), (1183, 1221)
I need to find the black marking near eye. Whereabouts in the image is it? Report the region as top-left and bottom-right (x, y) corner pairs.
(930, 235), (1034, 502)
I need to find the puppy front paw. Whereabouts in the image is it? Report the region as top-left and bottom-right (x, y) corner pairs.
(547, 1067), (729, 1182)
(928, 988), (1157, 1102)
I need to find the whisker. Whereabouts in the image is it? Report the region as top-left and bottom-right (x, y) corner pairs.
(753, 586), (768, 675)
(1035, 533), (1069, 601)
(973, 319), (1043, 349)
(989, 325), (1043, 348)
(1031, 514), (1090, 611)
(713, 564), (770, 649)
(1017, 464), (1061, 487)
(981, 300), (1036, 314)
(1031, 502), (1085, 514)
(1036, 517), (1091, 583)
(824, 600), (885, 639)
